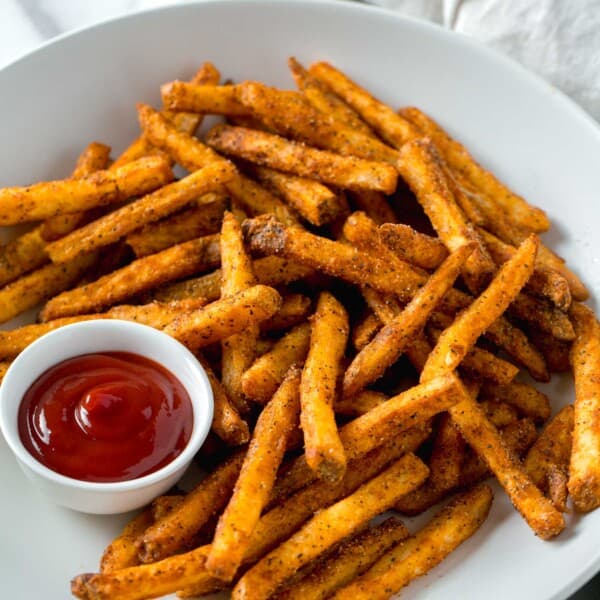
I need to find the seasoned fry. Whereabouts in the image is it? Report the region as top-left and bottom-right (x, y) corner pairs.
(400, 105), (550, 232)
(138, 452), (245, 563)
(232, 453), (429, 600)
(0, 252), (98, 323)
(259, 293), (311, 333)
(510, 292), (575, 342)
(547, 465), (569, 512)
(300, 292), (349, 482)
(568, 303), (600, 512)
(154, 255), (313, 303)
(352, 310), (381, 351)
(126, 195), (226, 257)
(47, 162), (235, 262)
(481, 382), (551, 424)
(206, 125), (398, 193)
(524, 405), (573, 490)
(333, 485), (493, 600)
(448, 383), (565, 539)
(0, 228), (51, 287)
(237, 80), (398, 163)
(161, 81), (249, 115)
(199, 356), (250, 446)
(529, 328), (572, 373)
(421, 235), (538, 382)
(343, 244), (473, 397)
(334, 390), (388, 417)
(397, 137), (496, 293)
(163, 285), (281, 351)
(207, 367), (301, 580)
(0, 156), (173, 225)
(241, 322), (311, 404)
(379, 222), (449, 270)
(251, 165), (344, 226)
(40, 234), (221, 320)
(480, 399), (519, 428)
(349, 190), (396, 226)
(275, 518), (409, 600)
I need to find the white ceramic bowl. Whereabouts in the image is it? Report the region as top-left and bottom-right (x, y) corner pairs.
(0, 320), (213, 514)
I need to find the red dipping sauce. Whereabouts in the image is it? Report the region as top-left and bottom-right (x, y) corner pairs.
(18, 352), (193, 483)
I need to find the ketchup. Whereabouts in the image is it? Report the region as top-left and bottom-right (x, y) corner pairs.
(18, 352), (193, 483)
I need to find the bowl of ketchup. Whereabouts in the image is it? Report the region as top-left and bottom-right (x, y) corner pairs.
(0, 320), (213, 514)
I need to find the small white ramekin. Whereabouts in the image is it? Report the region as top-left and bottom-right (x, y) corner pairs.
(0, 319), (213, 514)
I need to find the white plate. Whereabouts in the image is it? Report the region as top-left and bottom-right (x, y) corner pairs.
(1, 1), (599, 599)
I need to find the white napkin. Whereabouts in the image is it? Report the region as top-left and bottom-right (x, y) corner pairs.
(369, 0), (600, 122)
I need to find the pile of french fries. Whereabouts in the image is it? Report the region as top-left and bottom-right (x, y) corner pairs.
(0, 57), (598, 600)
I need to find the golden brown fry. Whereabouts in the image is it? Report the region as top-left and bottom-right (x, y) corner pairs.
(481, 382), (551, 424)
(275, 518), (409, 600)
(529, 328), (572, 373)
(480, 400), (519, 428)
(163, 285), (281, 351)
(343, 244), (473, 397)
(421, 235), (538, 382)
(47, 162), (235, 262)
(379, 222), (449, 270)
(351, 310), (381, 351)
(150, 495), (185, 522)
(154, 256), (314, 303)
(232, 453), (429, 600)
(259, 293), (311, 333)
(334, 390), (388, 417)
(309, 61), (420, 149)
(206, 124), (398, 193)
(199, 356), (250, 447)
(348, 190), (397, 225)
(0, 252), (97, 324)
(397, 137), (496, 293)
(40, 234), (221, 320)
(161, 81), (249, 115)
(547, 465), (569, 512)
(333, 485), (493, 600)
(0, 156), (172, 225)
(243, 215), (424, 302)
(251, 165), (344, 226)
(126, 195), (226, 257)
(300, 291), (349, 482)
(524, 405), (573, 490)
(448, 383), (565, 539)
(242, 322), (311, 404)
(568, 303), (600, 512)
(400, 105), (550, 232)
(207, 367), (301, 580)
(0, 228), (50, 287)
(237, 80), (398, 163)
(138, 452), (245, 563)
(510, 292), (575, 342)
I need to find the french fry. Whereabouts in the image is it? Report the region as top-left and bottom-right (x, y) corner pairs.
(259, 293), (311, 333)
(480, 399), (519, 428)
(207, 367), (301, 580)
(400, 105), (550, 232)
(529, 328), (572, 373)
(0, 251), (98, 323)
(480, 382), (551, 424)
(137, 103), (298, 225)
(162, 285), (281, 351)
(547, 465), (569, 512)
(111, 61), (221, 170)
(199, 356), (250, 447)
(126, 195), (227, 257)
(334, 390), (388, 417)
(251, 165), (345, 226)
(288, 57), (375, 136)
(138, 451), (245, 563)
(232, 453), (429, 600)
(47, 162), (235, 262)
(0, 156), (173, 225)
(241, 322), (311, 404)
(154, 255), (314, 303)
(275, 517), (409, 600)
(421, 235), (538, 382)
(448, 382), (565, 539)
(524, 405), (573, 492)
(300, 292), (349, 482)
(568, 303), (600, 512)
(333, 485), (493, 600)
(40, 234), (221, 320)
(161, 81), (249, 115)
(40, 141), (113, 241)
(308, 61), (420, 149)
(351, 310), (381, 351)
(397, 137), (496, 293)
(379, 222), (449, 270)
(348, 190), (397, 225)
(343, 244), (473, 397)
(206, 124), (398, 193)
(237, 81), (399, 163)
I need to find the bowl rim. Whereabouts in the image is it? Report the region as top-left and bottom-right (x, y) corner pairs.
(0, 319), (214, 492)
